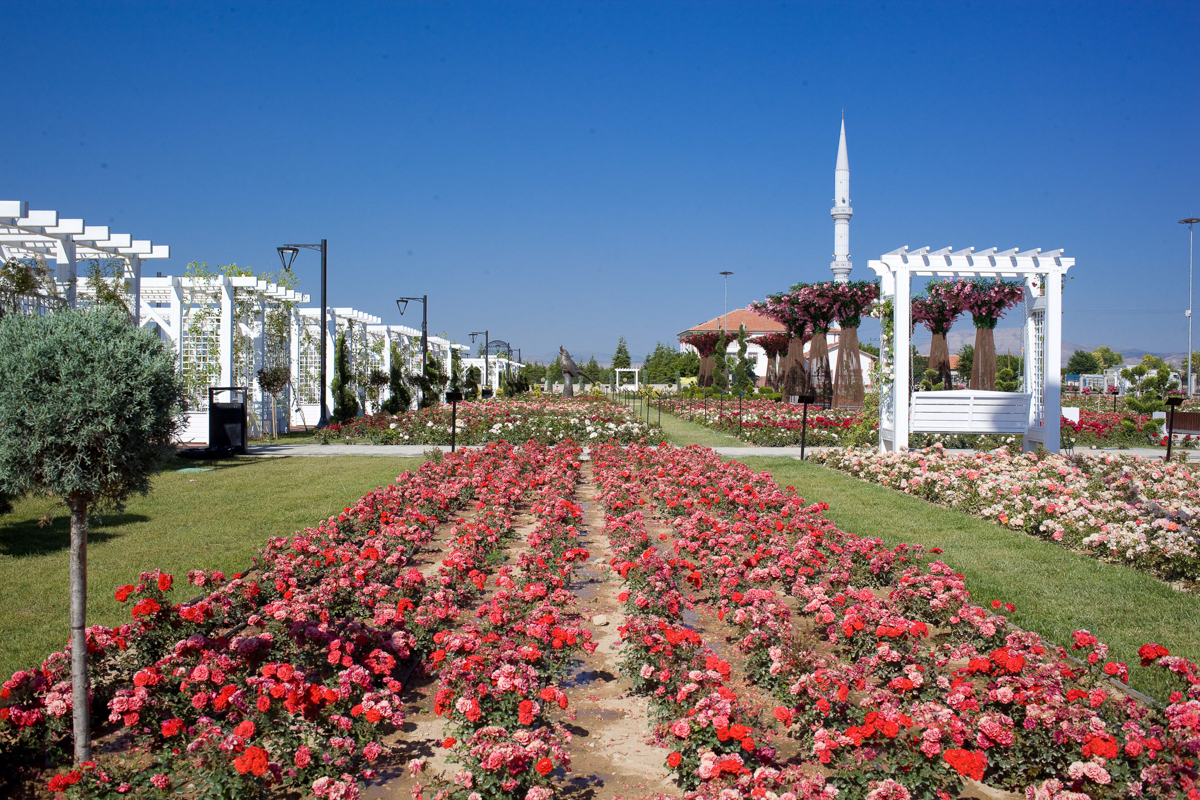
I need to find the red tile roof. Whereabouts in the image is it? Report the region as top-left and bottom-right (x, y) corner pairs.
(679, 309), (786, 337)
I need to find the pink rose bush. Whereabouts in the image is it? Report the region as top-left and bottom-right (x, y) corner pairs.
(593, 443), (1200, 799)
(320, 396), (664, 446)
(662, 398), (871, 446)
(814, 444), (1200, 584)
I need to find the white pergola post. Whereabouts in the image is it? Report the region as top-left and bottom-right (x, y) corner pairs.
(56, 239), (77, 307)
(171, 277), (184, 365)
(894, 264), (911, 452)
(1045, 266), (1063, 453)
(289, 310), (302, 420)
(128, 255), (142, 326)
(218, 277), (235, 388)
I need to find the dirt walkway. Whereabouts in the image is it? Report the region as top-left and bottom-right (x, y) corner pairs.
(365, 462), (679, 799)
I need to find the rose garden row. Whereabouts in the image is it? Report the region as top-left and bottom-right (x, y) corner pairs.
(593, 444), (1200, 800)
(813, 445), (1200, 586)
(1, 444), (575, 798)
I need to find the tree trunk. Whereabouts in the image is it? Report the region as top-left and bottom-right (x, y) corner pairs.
(971, 327), (997, 391)
(833, 325), (865, 408)
(67, 493), (91, 763)
(765, 356), (777, 390)
(929, 332), (953, 389)
(698, 355), (714, 388)
(808, 332), (832, 407)
(780, 337), (808, 399)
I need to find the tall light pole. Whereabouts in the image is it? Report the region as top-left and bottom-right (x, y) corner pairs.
(470, 330), (489, 390)
(397, 295), (428, 406)
(278, 240), (328, 427)
(719, 271), (734, 333)
(396, 296), (428, 373)
(1182, 219), (1199, 395)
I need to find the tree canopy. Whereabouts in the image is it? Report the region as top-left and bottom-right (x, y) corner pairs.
(0, 308), (184, 509)
(1092, 346), (1124, 369)
(1065, 349), (1102, 375)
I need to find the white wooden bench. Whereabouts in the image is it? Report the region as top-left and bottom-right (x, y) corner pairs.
(911, 390), (1033, 435)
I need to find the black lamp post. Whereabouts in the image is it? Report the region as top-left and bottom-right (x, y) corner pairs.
(278, 240), (328, 427)
(470, 330), (489, 390)
(797, 393), (816, 461)
(396, 296), (428, 373)
(1165, 394), (1185, 461)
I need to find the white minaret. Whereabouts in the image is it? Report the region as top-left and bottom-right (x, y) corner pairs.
(830, 114), (852, 283)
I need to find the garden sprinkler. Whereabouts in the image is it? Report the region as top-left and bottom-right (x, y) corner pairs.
(797, 393), (816, 461)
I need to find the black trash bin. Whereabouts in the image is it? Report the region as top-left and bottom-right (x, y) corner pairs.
(208, 387), (249, 455)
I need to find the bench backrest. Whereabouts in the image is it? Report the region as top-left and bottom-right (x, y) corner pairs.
(911, 390), (1032, 434)
(1171, 411), (1200, 435)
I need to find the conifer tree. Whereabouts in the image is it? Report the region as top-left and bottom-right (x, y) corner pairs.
(712, 330), (729, 391)
(330, 332), (359, 423)
(613, 337), (632, 369)
(381, 342), (411, 414)
(732, 324), (755, 392)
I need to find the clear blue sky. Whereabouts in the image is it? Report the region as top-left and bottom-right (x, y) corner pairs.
(3, 1), (1197, 363)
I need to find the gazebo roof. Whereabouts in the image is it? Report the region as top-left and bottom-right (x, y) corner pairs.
(0, 200), (169, 262)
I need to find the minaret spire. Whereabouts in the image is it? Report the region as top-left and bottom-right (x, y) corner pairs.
(831, 115), (853, 283)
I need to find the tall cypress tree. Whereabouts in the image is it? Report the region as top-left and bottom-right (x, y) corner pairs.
(732, 324), (754, 392)
(712, 330), (729, 391)
(330, 333), (359, 423)
(381, 342), (411, 414)
(613, 337), (632, 369)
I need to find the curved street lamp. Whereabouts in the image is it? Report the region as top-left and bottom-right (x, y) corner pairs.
(278, 239), (328, 427)
(396, 295), (428, 374)
(719, 271), (734, 333)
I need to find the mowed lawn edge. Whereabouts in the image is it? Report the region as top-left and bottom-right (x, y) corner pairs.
(659, 410), (746, 447)
(0, 455), (424, 678)
(736, 456), (1200, 701)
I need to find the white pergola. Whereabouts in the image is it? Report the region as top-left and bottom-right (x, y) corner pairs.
(0, 200), (169, 322)
(614, 368), (641, 390)
(869, 246), (1074, 453)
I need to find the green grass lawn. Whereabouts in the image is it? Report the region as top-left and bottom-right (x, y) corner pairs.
(0, 455), (423, 678)
(739, 456), (1200, 700)
(660, 411), (746, 447)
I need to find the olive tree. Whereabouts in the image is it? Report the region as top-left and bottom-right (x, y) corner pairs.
(0, 308), (185, 762)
